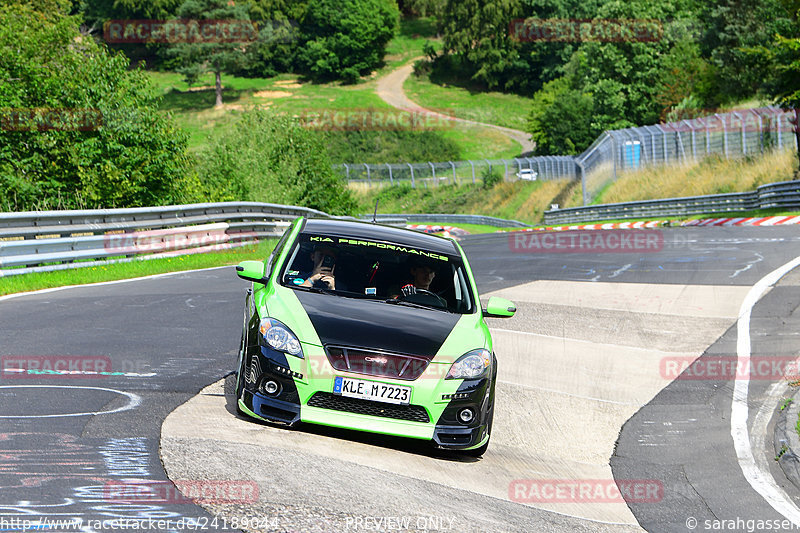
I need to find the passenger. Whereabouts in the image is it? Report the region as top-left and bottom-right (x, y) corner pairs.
(300, 245), (338, 290)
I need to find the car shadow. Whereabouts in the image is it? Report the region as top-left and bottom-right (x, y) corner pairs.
(222, 373), (480, 463)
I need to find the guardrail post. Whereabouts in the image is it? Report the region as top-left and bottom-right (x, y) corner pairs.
(469, 160), (475, 184)
(449, 161), (456, 185)
(386, 163), (393, 185)
(343, 163), (350, 180)
(429, 162), (436, 186)
(407, 163), (415, 188)
(365, 163), (371, 185)
(503, 160), (508, 180)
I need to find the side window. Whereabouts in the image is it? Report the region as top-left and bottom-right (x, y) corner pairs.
(454, 267), (472, 313)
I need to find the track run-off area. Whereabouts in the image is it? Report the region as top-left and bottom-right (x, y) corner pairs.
(4, 226), (800, 532)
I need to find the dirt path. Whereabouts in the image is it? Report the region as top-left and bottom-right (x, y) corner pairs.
(376, 61), (536, 156)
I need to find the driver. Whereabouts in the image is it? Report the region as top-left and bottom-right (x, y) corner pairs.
(401, 260), (436, 296)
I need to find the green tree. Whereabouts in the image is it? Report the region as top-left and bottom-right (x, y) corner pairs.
(297, 0), (399, 83)
(80, 0), (182, 29)
(238, 0), (305, 77)
(0, 4), (196, 211)
(700, 0), (796, 102)
(197, 110), (356, 214)
(168, 0), (253, 107)
(527, 68), (597, 155)
(436, 0), (521, 90)
(763, 11), (800, 176)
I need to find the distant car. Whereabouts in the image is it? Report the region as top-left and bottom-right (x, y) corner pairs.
(516, 168), (538, 180)
(233, 217), (516, 456)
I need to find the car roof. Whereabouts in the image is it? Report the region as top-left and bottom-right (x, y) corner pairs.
(301, 218), (459, 255)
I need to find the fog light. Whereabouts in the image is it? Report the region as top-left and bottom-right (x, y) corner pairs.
(458, 408), (475, 424)
(262, 380), (280, 396)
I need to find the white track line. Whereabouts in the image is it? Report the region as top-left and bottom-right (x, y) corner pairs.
(732, 255), (800, 524)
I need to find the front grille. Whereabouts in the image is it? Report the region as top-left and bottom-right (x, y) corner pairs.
(325, 346), (430, 381)
(307, 392), (430, 423)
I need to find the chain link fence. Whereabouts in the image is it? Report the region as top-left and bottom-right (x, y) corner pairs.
(335, 106), (798, 205)
(335, 156), (577, 188)
(577, 107), (798, 204)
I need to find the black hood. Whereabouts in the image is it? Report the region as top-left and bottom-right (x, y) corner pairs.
(294, 291), (459, 359)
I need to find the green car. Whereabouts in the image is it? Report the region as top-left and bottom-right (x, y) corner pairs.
(234, 217), (515, 456)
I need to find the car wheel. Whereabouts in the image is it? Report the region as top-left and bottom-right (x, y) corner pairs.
(235, 333), (247, 415)
(463, 401), (494, 457)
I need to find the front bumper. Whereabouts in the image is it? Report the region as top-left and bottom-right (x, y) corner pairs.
(239, 344), (493, 450)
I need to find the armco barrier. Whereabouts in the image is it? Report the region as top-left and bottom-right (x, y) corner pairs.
(0, 202), (330, 277)
(543, 180), (800, 225)
(360, 213), (529, 228)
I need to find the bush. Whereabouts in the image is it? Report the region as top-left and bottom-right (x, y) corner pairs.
(196, 109), (356, 215)
(481, 165), (502, 189)
(321, 130), (461, 163)
(297, 0), (399, 83)
(0, 4), (195, 211)
(527, 75), (598, 156)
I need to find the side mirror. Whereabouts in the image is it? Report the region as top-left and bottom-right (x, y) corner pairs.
(235, 260), (267, 284)
(483, 296), (516, 318)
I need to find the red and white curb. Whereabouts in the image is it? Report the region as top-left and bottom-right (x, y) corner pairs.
(683, 216), (800, 227)
(406, 224), (470, 239)
(523, 221), (671, 232)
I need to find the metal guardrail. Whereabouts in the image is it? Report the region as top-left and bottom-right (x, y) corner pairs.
(543, 180), (800, 224)
(360, 213), (529, 228)
(0, 202), (329, 277)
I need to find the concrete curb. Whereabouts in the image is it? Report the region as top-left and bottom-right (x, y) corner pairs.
(776, 386), (800, 488)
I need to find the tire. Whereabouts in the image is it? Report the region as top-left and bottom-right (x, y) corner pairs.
(235, 333), (247, 416)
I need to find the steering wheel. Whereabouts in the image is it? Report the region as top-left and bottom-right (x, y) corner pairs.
(400, 288), (447, 308)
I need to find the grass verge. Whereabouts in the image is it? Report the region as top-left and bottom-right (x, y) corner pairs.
(0, 240), (276, 297)
(354, 179), (576, 225)
(596, 149), (797, 204)
(404, 71), (534, 132)
(412, 221), (515, 234)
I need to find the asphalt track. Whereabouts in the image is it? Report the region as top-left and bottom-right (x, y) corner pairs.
(2, 226), (800, 532)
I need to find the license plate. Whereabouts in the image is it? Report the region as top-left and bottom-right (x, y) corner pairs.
(333, 376), (411, 405)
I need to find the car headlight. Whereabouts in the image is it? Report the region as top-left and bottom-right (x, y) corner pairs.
(446, 349), (491, 380)
(259, 318), (303, 359)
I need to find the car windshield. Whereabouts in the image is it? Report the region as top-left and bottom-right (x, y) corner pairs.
(279, 232), (475, 313)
